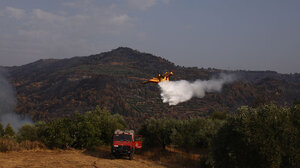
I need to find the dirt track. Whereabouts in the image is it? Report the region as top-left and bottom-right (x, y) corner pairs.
(0, 150), (167, 168)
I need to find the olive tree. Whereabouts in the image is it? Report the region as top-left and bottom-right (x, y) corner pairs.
(213, 104), (300, 168)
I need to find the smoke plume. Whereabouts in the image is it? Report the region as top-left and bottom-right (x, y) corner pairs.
(0, 68), (32, 130)
(158, 74), (236, 105)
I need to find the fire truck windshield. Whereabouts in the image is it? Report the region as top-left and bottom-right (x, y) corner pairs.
(114, 134), (131, 141)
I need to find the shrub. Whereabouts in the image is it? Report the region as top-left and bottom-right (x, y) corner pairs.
(211, 111), (228, 120)
(0, 138), (16, 152)
(0, 138), (45, 152)
(71, 112), (102, 148)
(72, 107), (127, 148)
(139, 117), (224, 151)
(94, 108), (127, 145)
(213, 104), (300, 168)
(139, 118), (178, 150)
(19, 140), (46, 150)
(171, 118), (224, 151)
(17, 124), (38, 142)
(41, 118), (75, 149)
(37, 106), (127, 149)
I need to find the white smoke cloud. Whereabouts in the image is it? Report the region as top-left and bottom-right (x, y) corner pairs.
(158, 74), (236, 105)
(0, 69), (32, 130)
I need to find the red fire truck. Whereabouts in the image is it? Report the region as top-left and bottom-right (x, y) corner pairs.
(111, 130), (142, 160)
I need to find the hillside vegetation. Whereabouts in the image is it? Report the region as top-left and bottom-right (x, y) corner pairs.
(6, 47), (300, 127)
(1, 103), (299, 168)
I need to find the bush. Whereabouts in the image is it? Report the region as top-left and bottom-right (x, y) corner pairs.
(17, 124), (38, 142)
(72, 107), (127, 148)
(37, 106), (127, 149)
(71, 112), (102, 148)
(170, 118), (224, 151)
(41, 118), (76, 149)
(139, 118), (177, 150)
(139, 117), (224, 151)
(89, 107), (127, 145)
(0, 138), (45, 152)
(213, 104), (300, 168)
(211, 111), (228, 120)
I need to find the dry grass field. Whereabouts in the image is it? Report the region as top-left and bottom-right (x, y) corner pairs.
(0, 146), (202, 168)
(0, 149), (167, 168)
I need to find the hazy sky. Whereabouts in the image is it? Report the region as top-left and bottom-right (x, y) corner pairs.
(0, 0), (299, 73)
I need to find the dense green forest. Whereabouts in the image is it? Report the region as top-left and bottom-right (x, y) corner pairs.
(1, 103), (299, 167)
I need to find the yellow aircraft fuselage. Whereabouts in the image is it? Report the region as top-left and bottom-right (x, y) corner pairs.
(142, 71), (173, 85)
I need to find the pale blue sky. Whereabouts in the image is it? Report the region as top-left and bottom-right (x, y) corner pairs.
(0, 0), (299, 73)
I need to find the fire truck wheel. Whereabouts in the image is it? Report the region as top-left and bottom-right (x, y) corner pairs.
(129, 153), (133, 160)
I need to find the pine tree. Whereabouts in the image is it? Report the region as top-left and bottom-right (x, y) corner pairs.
(4, 123), (15, 138)
(0, 123), (4, 137)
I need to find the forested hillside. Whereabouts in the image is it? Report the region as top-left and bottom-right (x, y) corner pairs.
(6, 47), (300, 127)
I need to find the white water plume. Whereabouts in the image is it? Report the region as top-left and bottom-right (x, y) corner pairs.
(158, 74), (236, 105)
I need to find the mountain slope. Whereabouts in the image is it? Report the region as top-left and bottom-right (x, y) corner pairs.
(6, 47), (300, 128)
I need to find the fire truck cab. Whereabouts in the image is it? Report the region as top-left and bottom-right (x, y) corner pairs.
(111, 130), (142, 160)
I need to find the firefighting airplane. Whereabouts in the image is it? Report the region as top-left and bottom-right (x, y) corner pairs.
(142, 71), (173, 85)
